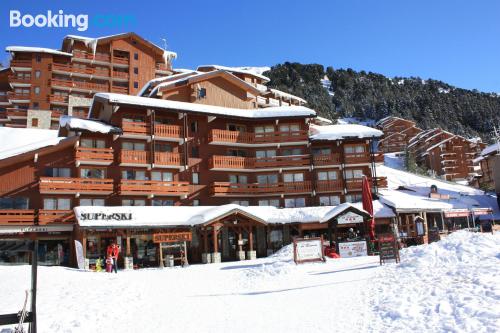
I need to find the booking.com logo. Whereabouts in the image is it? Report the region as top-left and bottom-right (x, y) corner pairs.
(9, 10), (136, 32)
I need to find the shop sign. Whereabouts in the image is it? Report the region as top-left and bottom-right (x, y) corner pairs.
(293, 237), (325, 264)
(337, 211), (364, 225)
(79, 213), (133, 221)
(472, 208), (492, 216)
(0, 225), (72, 234)
(444, 209), (469, 218)
(378, 234), (400, 265)
(338, 241), (367, 258)
(153, 232), (192, 243)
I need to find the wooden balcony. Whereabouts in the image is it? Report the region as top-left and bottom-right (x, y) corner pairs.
(0, 210), (36, 225)
(113, 56), (129, 65)
(8, 76), (31, 84)
(208, 129), (308, 146)
(10, 60), (32, 68)
(315, 180), (343, 193)
(209, 155), (310, 170)
(50, 79), (109, 91)
(39, 177), (114, 194)
(154, 124), (182, 141)
(48, 95), (69, 104)
(73, 51), (111, 63)
(344, 153), (371, 164)
(119, 180), (190, 196)
(156, 63), (170, 72)
(120, 150), (150, 166)
(375, 177), (388, 188)
(76, 147), (114, 165)
(7, 92), (30, 101)
(6, 109), (28, 119)
(211, 181), (312, 197)
(122, 121), (149, 137)
(0, 95), (9, 103)
(112, 71), (129, 79)
(345, 179), (363, 190)
(38, 210), (75, 225)
(313, 154), (341, 166)
(51, 63), (110, 77)
(154, 152), (182, 168)
(112, 86), (129, 94)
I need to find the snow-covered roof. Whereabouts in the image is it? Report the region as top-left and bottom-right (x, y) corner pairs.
(309, 124), (383, 141)
(5, 46), (73, 57)
(0, 127), (65, 160)
(197, 65), (270, 82)
(74, 201), (393, 228)
(138, 71), (200, 97)
(425, 136), (456, 152)
(93, 93), (316, 119)
(481, 143), (500, 157)
(314, 116), (333, 125)
(59, 115), (122, 134)
(269, 89), (307, 103)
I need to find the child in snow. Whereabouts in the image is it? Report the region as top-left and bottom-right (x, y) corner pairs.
(105, 256), (113, 273)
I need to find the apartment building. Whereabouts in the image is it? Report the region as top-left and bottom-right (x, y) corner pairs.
(475, 143), (500, 191)
(0, 67), (388, 266)
(377, 116), (422, 153)
(0, 32), (176, 129)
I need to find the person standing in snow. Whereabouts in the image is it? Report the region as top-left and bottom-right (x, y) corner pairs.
(111, 243), (120, 273)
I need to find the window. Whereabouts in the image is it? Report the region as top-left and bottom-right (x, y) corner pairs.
(192, 172), (199, 184)
(345, 194), (362, 203)
(43, 198), (71, 210)
(317, 170), (338, 181)
(122, 170), (146, 180)
(121, 142), (145, 151)
(34, 87), (40, 95)
(197, 88), (206, 99)
(319, 195), (340, 206)
(281, 148), (302, 156)
(284, 197), (306, 208)
(133, 82), (138, 89)
(283, 173), (304, 182)
(0, 197), (29, 209)
(227, 124), (245, 132)
(122, 199), (145, 206)
(154, 143), (172, 152)
(190, 121), (198, 133)
(279, 124), (301, 134)
(122, 115), (145, 123)
(258, 199), (280, 207)
(152, 199), (174, 206)
(257, 174), (278, 184)
(79, 198), (105, 206)
(133, 53), (138, 60)
(133, 67), (138, 75)
(312, 147), (332, 156)
(191, 146), (199, 158)
(35, 54), (41, 62)
(229, 175), (247, 184)
(154, 117), (171, 125)
(81, 139), (106, 149)
(255, 150), (276, 158)
(345, 169), (364, 179)
(31, 118), (39, 127)
(230, 200), (249, 206)
(35, 70), (41, 78)
(32, 102), (39, 110)
(254, 125), (274, 137)
(80, 168), (105, 179)
(151, 171), (173, 182)
(192, 199), (200, 206)
(344, 145), (366, 154)
(45, 168), (71, 177)
(227, 149), (246, 157)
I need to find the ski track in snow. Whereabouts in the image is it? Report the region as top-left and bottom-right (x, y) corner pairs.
(1, 232), (499, 333)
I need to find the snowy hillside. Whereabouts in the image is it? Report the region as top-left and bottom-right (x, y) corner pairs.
(1, 232), (498, 333)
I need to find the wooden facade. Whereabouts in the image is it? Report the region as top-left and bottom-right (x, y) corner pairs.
(377, 117), (422, 153)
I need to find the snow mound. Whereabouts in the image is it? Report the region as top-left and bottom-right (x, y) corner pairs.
(371, 231), (500, 333)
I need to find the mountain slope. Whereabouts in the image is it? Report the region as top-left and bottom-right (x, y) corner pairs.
(264, 63), (500, 141)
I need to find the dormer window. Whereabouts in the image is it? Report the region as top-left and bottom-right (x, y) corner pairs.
(197, 88), (206, 99)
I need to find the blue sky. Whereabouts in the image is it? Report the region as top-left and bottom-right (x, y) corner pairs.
(1, 0), (499, 92)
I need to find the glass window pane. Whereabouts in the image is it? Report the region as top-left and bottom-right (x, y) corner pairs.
(318, 172), (327, 181)
(239, 175), (247, 184)
(328, 171), (337, 180)
(94, 199), (105, 206)
(294, 173), (304, 182)
(284, 199), (294, 208)
(43, 198), (56, 210)
(134, 143), (145, 151)
(136, 171), (146, 180)
(270, 199), (280, 207)
(151, 172), (161, 181)
(163, 172), (173, 182)
(283, 174), (293, 182)
(290, 124), (300, 132)
(319, 197), (330, 206)
(256, 150), (266, 158)
(295, 198), (306, 207)
(95, 140), (106, 149)
(59, 168), (71, 177)
(58, 198), (71, 210)
(79, 199), (91, 206)
(122, 142), (133, 150)
(81, 139), (93, 148)
(331, 196), (340, 205)
(229, 175), (238, 183)
(269, 174), (278, 183)
(257, 175), (267, 184)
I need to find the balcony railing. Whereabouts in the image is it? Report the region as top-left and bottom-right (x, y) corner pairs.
(8, 76), (31, 84)
(0, 95), (9, 102)
(209, 129), (308, 145)
(156, 63), (170, 71)
(344, 153), (371, 164)
(7, 92), (30, 101)
(112, 71), (129, 79)
(38, 210), (75, 225)
(0, 210), (36, 225)
(120, 150), (149, 165)
(39, 177), (114, 194)
(6, 109), (28, 118)
(375, 176), (388, 188)
(73, 51), (111, 62)
(48, 95), (69, 104)
(209, 155), (310, 170)
(313, 154), (341, 166)
(345, 179), (363, 190)
(154, 124), (182, 139)
(76, 147), (114, 164)
(316, 180), (343, 193)
(50, 79), (109, 91)
(122, 121), (149, 135)
(10, 60), (32, 68)
(112, 86), (129, 94)
(51, 63), (110, 77)
(154, 152), (182, 166)
(113, 56), (129, 65)
(211, 181), (312, 196)
(119, 180), (190, 195)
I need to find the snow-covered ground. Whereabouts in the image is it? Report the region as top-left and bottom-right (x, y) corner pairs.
(1, 232), (498, 333)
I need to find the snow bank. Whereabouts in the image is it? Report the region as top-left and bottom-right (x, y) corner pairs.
(309, 124), (383, 141)
(371, 231), (500, 332)
(59, 115), (121, 134)
(0, 127), (64, 160)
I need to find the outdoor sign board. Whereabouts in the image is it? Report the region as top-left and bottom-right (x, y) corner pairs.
(338, 241), (367, 258)
(153, 232), (192, 243)
(378, 234), (400, 265)
(444, 209), (469, 218)
(472, 208), (493, 216)
(337, 211), (364, 225)
(74, 240), (85, 270)
(293, 237), (325, 264)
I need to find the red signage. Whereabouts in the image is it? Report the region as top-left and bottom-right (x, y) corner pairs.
(473, 209), (492, 216)
(444, 210), (469, 218)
